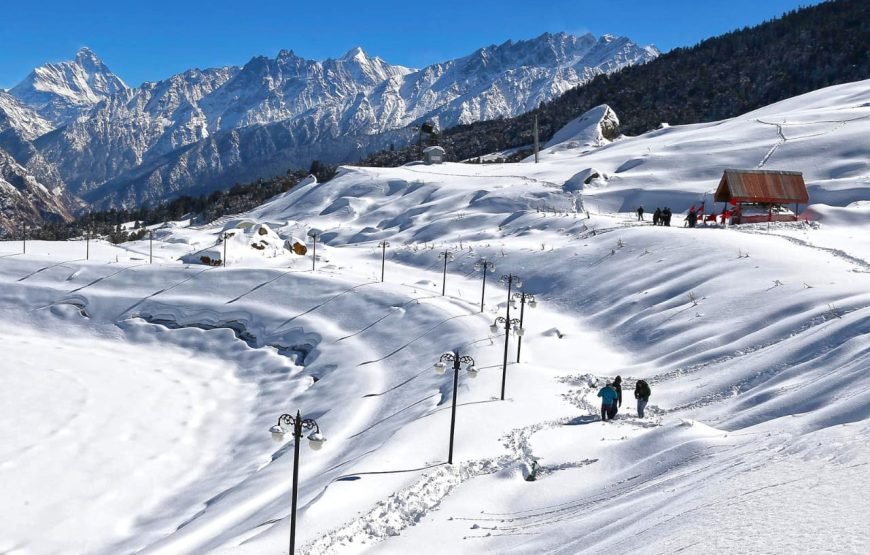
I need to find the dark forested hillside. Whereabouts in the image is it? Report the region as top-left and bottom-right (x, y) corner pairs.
(360, 0), (869, 167)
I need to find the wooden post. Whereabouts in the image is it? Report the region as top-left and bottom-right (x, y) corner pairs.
(533, 115), (539, 164)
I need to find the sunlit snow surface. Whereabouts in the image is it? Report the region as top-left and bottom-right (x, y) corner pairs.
(1, 80), (869, 555)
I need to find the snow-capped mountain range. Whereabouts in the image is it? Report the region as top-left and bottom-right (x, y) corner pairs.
(0, 32), (657, 227)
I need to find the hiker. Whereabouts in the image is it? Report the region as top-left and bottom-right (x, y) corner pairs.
(608, 376), (623, 419)
(597, 382), (619, 421)
(652, 208), (661, 226)
(663, 207), (672, 226)
(635, 379), (651, 418)
(636, 206), (644, 221)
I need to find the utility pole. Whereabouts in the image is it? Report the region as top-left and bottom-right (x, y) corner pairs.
(222, 233), (228, 267)
(534, 115), (539, 164)
(86, 229), (90, 260)
(307, 230), (320, 272)
(149, 230), (153, 264)
(21, 221), (26, 254)
(379, 241), (389, 282)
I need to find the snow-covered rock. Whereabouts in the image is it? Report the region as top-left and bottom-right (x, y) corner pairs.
(542, 104), (620, 152)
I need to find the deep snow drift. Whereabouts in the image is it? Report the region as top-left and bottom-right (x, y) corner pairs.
(0, 80), (868, 555)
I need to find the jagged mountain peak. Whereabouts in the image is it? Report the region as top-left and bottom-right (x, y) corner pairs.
(339, 46), (367, 61)
(10, 47), (129, 126)
(74, 46), (100, 63)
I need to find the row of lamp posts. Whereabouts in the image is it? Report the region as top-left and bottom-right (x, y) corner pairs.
(15, 221), (156, 263)
(267, 248), (535, 554)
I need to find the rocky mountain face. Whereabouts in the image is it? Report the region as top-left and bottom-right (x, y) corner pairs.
(0, 148), (74, 236)
(1, 33), (657, 214)
(0, 93), (75, 232)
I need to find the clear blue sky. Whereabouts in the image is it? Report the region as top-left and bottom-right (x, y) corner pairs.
(1, 0), (820, 89)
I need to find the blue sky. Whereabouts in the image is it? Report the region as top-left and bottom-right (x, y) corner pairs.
(1, 0), (819, 89)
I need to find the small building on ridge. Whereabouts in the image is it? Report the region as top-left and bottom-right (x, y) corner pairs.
(714, 169), (809, 224)
(423, 146), (445, 165)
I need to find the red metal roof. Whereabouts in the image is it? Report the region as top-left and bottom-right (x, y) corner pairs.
(714, 169), (809, 204)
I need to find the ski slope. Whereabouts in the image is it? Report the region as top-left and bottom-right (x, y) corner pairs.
(1, 80), (869, 555)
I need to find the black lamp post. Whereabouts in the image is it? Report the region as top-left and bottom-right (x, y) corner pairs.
(438, 250), (454, 296)
(493, 273), (522, 400)
(85, 229), (90, 260)
(269, 411), (326, 555)
(378, 240), (389, 282)
(434, 350), (477, 464)
(511, 292), (537, 363)
(308, 230), (319, 272)
(491, 315), (522, 400)
(473, 259), (495, 312)
(149, 230), (153, 264)
(21, 221), (26, 255)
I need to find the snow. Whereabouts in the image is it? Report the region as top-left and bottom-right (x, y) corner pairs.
(1, 80), (869, 555)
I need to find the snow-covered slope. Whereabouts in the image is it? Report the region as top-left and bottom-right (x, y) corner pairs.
(9, 47), (130, 126)
(527, 78), (870, 212)
(0, 80), (867, 555)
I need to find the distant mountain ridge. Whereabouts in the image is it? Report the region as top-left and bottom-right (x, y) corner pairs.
(0, 31), (657, 219)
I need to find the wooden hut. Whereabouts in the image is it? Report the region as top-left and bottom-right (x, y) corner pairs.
(713, 169), (809, 224)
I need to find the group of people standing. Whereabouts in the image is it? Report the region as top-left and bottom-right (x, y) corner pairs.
(597, 376), (652, 420)
(652, 207), (672, 226)
(636, 206), (673, 226)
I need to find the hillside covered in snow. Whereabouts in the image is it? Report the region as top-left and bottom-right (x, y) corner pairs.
(0, 79), (868, 554)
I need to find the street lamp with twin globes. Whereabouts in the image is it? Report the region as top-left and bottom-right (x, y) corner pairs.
(269, 411), (326, 555)
(434, 350), (477, 464)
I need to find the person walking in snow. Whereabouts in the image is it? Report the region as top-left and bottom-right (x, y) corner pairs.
(635, 379), (651, 418)
(653, 208), (661, 226)
(608, 376), (623, 419)
(663, 207), (672, 226)
(636, 206), (644, 221)
(597, 382), (619, 421)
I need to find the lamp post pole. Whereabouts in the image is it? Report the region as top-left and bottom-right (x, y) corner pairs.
(379, 241), (389, 282)
(438, 250), (454, 296)
(308, 231), (319, 272)
(434, 350), (477, 464)
(269, 411), (326, 555)
(85, 229), (90, 260)
(492, 315), (522, 401)
(222, 232), (228, 267)
(512, 292), (537, 363)
(21, 221), (26, 255)
(149, 230), (153, 264)
(495, 274), (522, 400)
(474, 259), (495, 313)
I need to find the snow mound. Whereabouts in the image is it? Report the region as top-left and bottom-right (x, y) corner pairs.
(541, 104), (619, 154)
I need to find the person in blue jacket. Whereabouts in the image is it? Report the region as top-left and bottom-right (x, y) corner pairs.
(597, 382), (619, 421)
